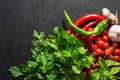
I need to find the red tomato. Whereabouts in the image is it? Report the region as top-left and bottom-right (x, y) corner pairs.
(74, 33), (80, 37)
(104, 48), (112, 56)
(94, 48), (104, 56)
(96, 37), (101, 41)
(109, 47), (114, 53)
(91, 63), (97, 69)
(107, 54), (113, 60)
(103, 42), (110, 49)
(92, 44), (98, 50)
(112, 42), (119, 49)
(102, 35), (109, 42)
(102, 30), (108, 35)
(88, 69), (93, 74)
(82, 71), (88, 77)
(113, 49), (120, 55)
(96, 40), (105, 48)
(114, 55), (120, 62)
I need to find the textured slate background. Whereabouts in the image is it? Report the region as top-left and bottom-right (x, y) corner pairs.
(0, 0), (120, 80)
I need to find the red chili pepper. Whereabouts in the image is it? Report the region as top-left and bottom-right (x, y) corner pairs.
(89, 34), (98, 41)
(74, 14), (105, 27)
(82, 21), (98, 30)
(74, 21), (99, 37)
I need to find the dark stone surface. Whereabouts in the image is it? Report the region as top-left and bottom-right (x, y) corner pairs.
(0, 0), (120, 80)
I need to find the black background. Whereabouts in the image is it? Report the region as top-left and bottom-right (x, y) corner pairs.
(0, 0), (120, 80)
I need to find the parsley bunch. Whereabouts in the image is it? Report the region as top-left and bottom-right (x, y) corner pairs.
(9, 27), (94, 80)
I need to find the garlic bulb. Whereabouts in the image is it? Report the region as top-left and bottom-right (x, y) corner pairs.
(101, 8), (119, 24)
(101, 8), (111, 18)
(108, 25), (120, 42)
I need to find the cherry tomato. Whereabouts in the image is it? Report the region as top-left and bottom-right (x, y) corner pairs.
(92, 44), (98, 50)
(103, 42), (110, 49)
(94, 48), (104, 56)
(96, 37), (101, 41)
(112, 42), (119, 49)
(96, 40), (105, 48)
(113, 48), (120, 55)
(109, 47), (114, 53)
(91, 63), (97, 69)
(74, 33), (80, 37)
(88, 69), (93, 74)
(114, 55), (120, 62)
(107, 54), (113, 60)
(102, 30), (108, 35)
(82, 71), (88, 77)
(102, 35), (109, 42)
(104, 48), (112, 56)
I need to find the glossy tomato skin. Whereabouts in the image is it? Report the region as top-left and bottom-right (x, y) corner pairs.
(113, 49), (120, 55)
(94, 48), (104, 56)
(103, 42), (110, 49)
(114, 55), (120, 62)
(104, 48), (112, 56)
(96, 37), (101, 41)
(102, 35), (109, 42)
(92, 44), (98, 50)
(74, 33), (80, 37)
(96, 40), (105, 48)
(112, 42), (119, 49)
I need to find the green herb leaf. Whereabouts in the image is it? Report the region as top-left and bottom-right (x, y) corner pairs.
(105, 60), (120, 67)
(78, 47), (87, 55)
(72, 65), (81, 74)
(33, 30), (45, 39)
(60, 29), (69, 40)
(9, 66), (23, 78)
(27, 61), (38, 68)
(52, 27), (59, 35)
(62, 50), (72, 58)
(47, 73), (57, 80)
(98, 57), (108, 70)
(45, 41), (58, 50)
(80, 55), (94, 68)
(110, 67), (120, 74)
(90, 71), (99, 80)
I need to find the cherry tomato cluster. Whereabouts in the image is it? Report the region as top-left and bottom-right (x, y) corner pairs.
(92, 31), (120, 62)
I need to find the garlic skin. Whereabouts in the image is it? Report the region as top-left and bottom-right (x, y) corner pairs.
(108, 25), (120, 42)
(101, 8), (111, 18)
(101, 8), (119, 24)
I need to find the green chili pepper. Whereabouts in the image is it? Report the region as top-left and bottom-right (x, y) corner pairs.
(64, 10), (110, 36)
